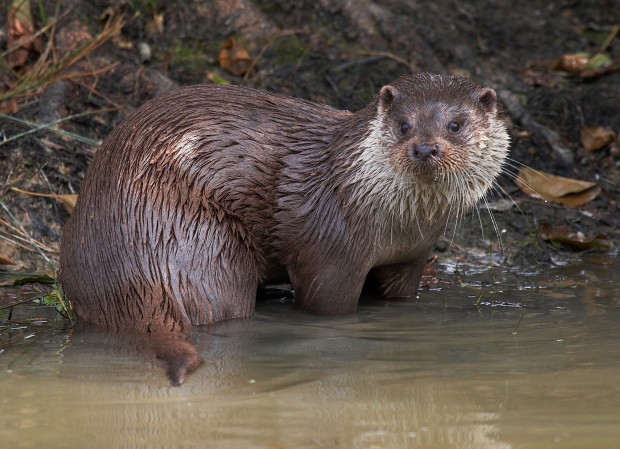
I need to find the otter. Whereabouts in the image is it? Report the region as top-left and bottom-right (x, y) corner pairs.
(59, 73), (510, 385)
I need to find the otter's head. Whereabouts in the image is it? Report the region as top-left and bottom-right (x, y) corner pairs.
(363, 73), (510, 213)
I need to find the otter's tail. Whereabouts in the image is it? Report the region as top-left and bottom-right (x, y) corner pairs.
(149, 333), (203, 386)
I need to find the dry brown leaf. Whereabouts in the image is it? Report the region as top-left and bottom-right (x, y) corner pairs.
(538, 223), (614, 251)
(39, 138), (67, 152)
(580, 125), (616, 152)
(219, 38), (252, 76)
(113, 35), (133, 50)
(0, 99), (19, 115)
(419, 260), (439, 288)
(515, 167), (600, 207)
(12, 187), (77, 214)
(7, 0), (42, 70)
(0, 253), (17, 265)
(146, 13), (165, 36)
(520, 68), (561, 88)
(611, 136), (620, 158)
(552, 53), (590, 74)
(551, 52), (617, 79)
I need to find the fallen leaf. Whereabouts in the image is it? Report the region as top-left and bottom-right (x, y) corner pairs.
(219, 38), (252, 76)
(113, 35), (133, 51)
(583, 27), (611, 46)
(38, 138), (67, 152)
(551, 52), (618, 79)
(552, 53), (590, 74)
(580, 126), (616, 152)
(0, 99), (19, 115)
(579, 63), (620, 80)
(515, 167), (600, 207)
(538, 223), (614, 251)
(7, 0), (42, 71)
(12, 187), (77, 214)
(587, 53), (613, 70)
(97, 6), (130, 49)
(146, 13), (165, 36)
(0, 254), (17, 265)
(206, 71), (230, 85)
(611, 137), (620, 158)
(520, 68), (561, 88)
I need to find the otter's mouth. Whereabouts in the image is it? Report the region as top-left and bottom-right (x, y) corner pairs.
(408, 142), (444, 182)
(410, 164), (443, 183)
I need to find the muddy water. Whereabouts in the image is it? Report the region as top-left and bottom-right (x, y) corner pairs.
(1, 260), (619, 449)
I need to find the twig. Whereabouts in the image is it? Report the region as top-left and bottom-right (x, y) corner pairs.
(0, 15), (123, 103)
(358, 50), (417, 73)
(600, 25), (619, 52)
(72, 78), (124, 111)
(496, 87), (574, 166)
(0, 199), (54, 268)
(0, 218), (57, 255)
(512, 310), (526, 334)
(0, 109), (109, 147)
(0, 296), (40, 311)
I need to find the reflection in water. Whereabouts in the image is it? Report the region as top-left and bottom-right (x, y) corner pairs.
(1, 261), (619, 448)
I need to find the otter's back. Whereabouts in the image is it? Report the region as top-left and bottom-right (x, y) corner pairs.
(59, 84), (349, 330)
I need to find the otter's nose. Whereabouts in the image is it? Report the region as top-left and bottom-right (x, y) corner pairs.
(411, 142), (442, 161)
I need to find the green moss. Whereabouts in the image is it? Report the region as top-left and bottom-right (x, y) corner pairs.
(43, 282), (76, 324)
(272, 36), (308, 66)
(169, 44), (208, 80)
(127, 0), (161, 15)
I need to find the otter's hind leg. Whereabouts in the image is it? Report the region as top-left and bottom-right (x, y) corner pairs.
(288, 258), (369, 315)
(175, 213), (262, 325)
(147, 214), (261, 385)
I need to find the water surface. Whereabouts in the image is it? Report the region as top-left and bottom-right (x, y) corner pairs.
(1, 260), (619, 449)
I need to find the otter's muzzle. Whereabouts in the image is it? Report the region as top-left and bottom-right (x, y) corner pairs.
(410, 142), (442, 161)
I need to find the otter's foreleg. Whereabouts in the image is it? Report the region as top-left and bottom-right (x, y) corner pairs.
(287, 259), (370, 315)
(366, 258), (428, 299)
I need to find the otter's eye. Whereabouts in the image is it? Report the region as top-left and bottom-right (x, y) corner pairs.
(448, 121), (461, 133)
(400, 122), (410, 134)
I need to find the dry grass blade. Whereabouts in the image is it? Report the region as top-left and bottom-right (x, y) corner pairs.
(2, 5), (65, 60)
(0, 110), (107, 147)
(11, 187), (77, 214)
(0, 14), (124, 103)
(0, 216), (56, 254)
(0, 199), (55, 267)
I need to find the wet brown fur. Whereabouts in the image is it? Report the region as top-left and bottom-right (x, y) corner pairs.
(59, 73), (509, 384)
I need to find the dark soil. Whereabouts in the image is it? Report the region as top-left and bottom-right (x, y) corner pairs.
(1, 0), (618, 276)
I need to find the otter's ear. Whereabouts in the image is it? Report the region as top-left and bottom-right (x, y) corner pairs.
(477, 87), (498, 114)
(378, 85), (399, 113)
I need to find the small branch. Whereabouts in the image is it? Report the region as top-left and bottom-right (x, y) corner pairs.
(0, 296), (40, 311)
(358, 50), (417, 73)
(600, 25), (619, 52)
(497, 87), (575, 167)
